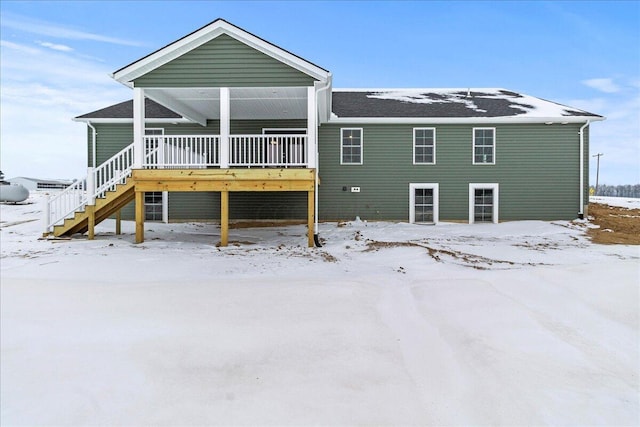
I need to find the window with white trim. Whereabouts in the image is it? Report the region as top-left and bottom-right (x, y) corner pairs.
(468, 183), (499, 223)
(473, 127), (495, 164)
(409, 183), (439, 224)
(341, 128), (363, 165)
(413, 128), (436, 164)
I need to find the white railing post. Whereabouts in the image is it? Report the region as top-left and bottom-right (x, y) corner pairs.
(133, 87), (145, 169)
(86, 167), (96, 206)
(220, 87), (230, 168)
(43, 194), (51, 234)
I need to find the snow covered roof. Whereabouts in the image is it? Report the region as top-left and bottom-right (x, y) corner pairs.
(331, 88), (603, 121)
(8, 177), (74, 185)
(76, 88), (603, 124)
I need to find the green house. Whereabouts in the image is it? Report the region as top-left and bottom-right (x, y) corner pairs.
(48, 19), (603, 245)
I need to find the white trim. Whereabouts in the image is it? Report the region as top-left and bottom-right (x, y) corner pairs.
(74, 117), (604, 126)
(409, 183), (439, 224)
(133, 88), (145, 169)
(328, 116), (604, 125)
(144, 127), (165, 134)
(261, 128), (307, 134)
(112, 20), (330, 86)
(162, 191), (169, 224)
(472, 127), (496, 165)
(220, 87), (230, 168)
(307, 86), (317, 169)
(579, 121), (590, 216)
(469, 183), (499, 224)
(87, 122), (97, 168)
(413, 127), (436, 165)
(340, 128), (363, 165)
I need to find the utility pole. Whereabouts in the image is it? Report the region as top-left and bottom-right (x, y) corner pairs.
(592, 153), (604, 195)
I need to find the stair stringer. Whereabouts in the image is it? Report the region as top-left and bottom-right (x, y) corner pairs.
(53, 178), (136, 237)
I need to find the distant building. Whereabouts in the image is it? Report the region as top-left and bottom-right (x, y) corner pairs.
(8, 177), (73, 191)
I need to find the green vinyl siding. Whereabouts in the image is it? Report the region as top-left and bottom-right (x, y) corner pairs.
(167, 192), (308, 221)
(230, 192), (308, 220)
(317, 123), (587, 222)
(134, 34), (316, 88)
(91, 123), (133, 167)
(88, 120), (588, 223)
(168, 192), (219, 220)
(230, 119), (307, 134)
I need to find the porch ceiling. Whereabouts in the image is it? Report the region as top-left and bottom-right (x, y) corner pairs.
(145, 87), (308, 123)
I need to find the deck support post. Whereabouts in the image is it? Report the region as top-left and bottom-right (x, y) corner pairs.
(87, 205), (96, 240)
(220, 190), (229, 247)
(135, 190), (144, 243)
(115, 210), (122, 235)
(307, 189), (315, 247)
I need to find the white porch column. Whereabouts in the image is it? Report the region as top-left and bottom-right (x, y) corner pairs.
(307, 86), (317, 168)
(133, 87), (146, 169)
(220, 87), (230, 168)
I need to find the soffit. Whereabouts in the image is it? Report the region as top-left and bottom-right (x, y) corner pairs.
(144, 87), (308, 122)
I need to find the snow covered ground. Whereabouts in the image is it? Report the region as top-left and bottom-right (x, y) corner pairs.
(590, 195), (640, 209)
(1, 193), (639, 425)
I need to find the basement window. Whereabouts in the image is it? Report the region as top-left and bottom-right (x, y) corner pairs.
(468, 183), (499, 223)
(144, 192), (163, 221)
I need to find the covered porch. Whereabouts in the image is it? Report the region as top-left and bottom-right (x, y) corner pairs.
(131, 86), (319, 170)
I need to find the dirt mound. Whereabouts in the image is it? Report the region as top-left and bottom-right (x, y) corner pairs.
(587, 203), (640, 245)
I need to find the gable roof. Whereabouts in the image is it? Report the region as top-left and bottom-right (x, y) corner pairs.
(331, 89), (604, 123)
(112, 18), (330, 86)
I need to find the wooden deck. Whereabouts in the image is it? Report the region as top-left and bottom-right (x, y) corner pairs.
(133, 168), (316, 246)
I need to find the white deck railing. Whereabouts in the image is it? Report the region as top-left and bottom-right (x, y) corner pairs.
(44, 134), (309, 233)
(143, 135), (220, 168)
(230, 135), (307, 167)
(45, 142), (136, 232)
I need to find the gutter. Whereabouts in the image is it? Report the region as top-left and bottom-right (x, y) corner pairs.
(327, 116), (604, 125)
(578, 120), (590, 218)
(313, 78), (332, 247)
(73, 118), (190, 124)
(87, 122), (97, 168)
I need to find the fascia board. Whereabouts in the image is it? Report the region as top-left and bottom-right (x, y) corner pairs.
(112, 21), (329, 85)
(327, 116), (605, 124)
(112, 26), (227, 84)
(224, 24), (329, 82)
(73, 118), (191, 124)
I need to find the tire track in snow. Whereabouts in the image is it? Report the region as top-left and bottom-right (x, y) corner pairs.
(377, 283), (469, 425)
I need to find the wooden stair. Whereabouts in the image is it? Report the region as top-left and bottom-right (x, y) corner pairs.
(53, 178), (135, 237)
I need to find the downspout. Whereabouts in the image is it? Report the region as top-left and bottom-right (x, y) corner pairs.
(578, 120), (590, 219)
(314, 79), (332, 247)
(87, 122), (97, 168)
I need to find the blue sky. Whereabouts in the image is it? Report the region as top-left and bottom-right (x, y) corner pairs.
(1, 0), (638, 184)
